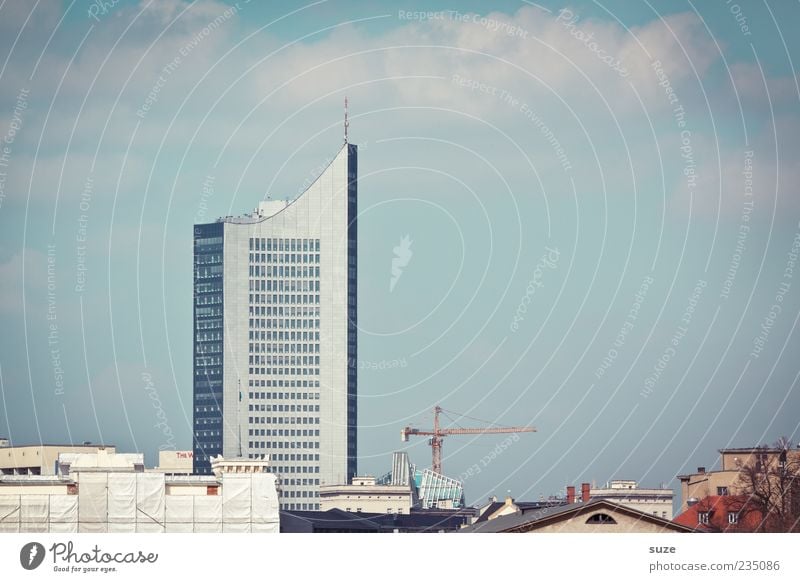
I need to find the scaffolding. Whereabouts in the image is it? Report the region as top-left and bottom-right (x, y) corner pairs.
(0, 472), (279, 533)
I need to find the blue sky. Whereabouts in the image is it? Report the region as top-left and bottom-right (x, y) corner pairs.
(0, 0), (799, 504)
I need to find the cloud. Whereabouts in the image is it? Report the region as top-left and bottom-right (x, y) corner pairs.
(669, 113), (800, 217)
(0, 1), (792, 219)
(728, 62), (799, 110)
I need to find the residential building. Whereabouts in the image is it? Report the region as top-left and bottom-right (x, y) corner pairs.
(0, 450), (279, 533)
(460, 498), (693, 533)
(677, 447), (800, 513)
(0, 441), (116, 476)
(193, 140), (358, 513)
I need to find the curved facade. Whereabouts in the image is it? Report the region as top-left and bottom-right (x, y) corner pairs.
(193, 143), (357, 510)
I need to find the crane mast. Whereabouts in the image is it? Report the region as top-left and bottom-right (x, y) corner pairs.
(401, 406), (536, 474)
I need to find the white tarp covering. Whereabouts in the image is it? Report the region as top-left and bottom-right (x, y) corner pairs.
(250, 474), (280, 533)
(193, 496), (222, 533)
(0, 495), (20, 532)
(165, 495), (194, 533)
(2, 470), (278, 533)
(136, 473), (165, 532)
(78, 473), (108, 533)
(107, 473), (136, 533)
(49, 495), (78, 533)
(222, 474), (251, 532)
(20, 495), (49, 533)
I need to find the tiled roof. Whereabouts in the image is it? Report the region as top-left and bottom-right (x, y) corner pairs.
(673, 495), (760, 532)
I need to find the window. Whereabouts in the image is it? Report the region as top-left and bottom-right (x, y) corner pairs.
(717, 486), (729, 496)
(585, 513), (616, 524)
(728, 512), (738, 525)
(698, 512), (710, 525)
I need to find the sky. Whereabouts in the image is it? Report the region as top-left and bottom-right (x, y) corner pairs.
(0, 0), (799, 506)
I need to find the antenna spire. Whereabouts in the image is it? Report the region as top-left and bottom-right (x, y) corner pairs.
(344, 96), (349, 143)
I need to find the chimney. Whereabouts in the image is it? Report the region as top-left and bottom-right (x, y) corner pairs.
(697, 467), (705, 474)
(581, 483), (590, 503)
(566, 486), (575, 504)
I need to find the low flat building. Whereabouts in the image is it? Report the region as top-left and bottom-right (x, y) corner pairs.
(0, 441), (116, 475)
(320, 475), (416, 514)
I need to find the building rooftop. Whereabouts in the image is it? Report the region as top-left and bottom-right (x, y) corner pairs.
(0, 475), (72, 485)
(460, 498), (693, 533)
(719, 447), (796, 453)
(281, 508), (475, 533)
(673, 495), (762, 532)
(0, 443), (115, 449)
(165, 475), (219, 485)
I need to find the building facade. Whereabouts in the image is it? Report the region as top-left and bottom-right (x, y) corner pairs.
(152, 450), (194, 475)
(677, 447), (800, 513)
(320, 476), (415, 514)
(319, 452), (466, 513)
(193, 143), (358, 511)
(589, 480), (674, 520)
(0, 442), (116, 476)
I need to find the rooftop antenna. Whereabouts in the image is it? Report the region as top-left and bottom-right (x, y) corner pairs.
(344, 96), (349, 143)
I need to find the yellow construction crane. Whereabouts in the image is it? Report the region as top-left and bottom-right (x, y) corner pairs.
(401, 406), (536, 474)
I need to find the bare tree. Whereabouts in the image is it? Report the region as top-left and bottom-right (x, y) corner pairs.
(735, 439), (800, 532)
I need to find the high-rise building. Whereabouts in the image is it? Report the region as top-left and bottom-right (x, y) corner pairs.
(193, 141), (357, 510)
